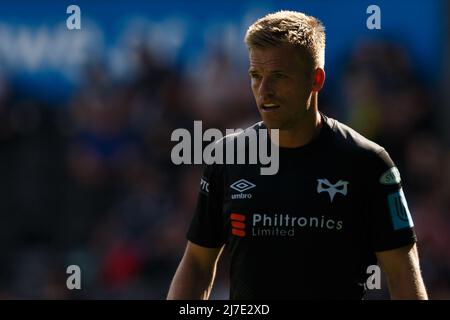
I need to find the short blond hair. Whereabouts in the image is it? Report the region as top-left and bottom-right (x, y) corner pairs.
(245, 10), (325, 68)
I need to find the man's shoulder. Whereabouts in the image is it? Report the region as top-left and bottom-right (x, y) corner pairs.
(323, 114), (396, 170)
(217, 121), (265, 144)
(324, 114), (385, 156)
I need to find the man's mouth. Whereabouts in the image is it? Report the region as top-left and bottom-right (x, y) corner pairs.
(261, 103), (280, 112)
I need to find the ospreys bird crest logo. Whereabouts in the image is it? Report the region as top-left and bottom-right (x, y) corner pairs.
(317, 179), (349, 202)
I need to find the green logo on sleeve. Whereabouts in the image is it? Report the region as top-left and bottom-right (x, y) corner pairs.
(380, 167), (401, 185)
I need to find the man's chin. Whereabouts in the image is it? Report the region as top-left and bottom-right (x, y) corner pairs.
(262, 119), (283, 130)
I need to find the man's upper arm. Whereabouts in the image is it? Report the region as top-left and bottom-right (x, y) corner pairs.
(187, 163), (227, 248)
(376, 243), (418, 278)
(376, 243), (428, 299)
(366, 149), (417, 252)
(185, 240), (224, 272)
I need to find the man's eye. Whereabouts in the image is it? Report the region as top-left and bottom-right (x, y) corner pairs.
(250, 73), (261, 80)
(274, 73), (286, 79)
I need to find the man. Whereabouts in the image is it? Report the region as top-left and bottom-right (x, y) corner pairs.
(167, 11), (428, 299)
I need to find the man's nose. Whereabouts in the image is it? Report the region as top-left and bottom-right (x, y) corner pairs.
(259, 78), (275, 99)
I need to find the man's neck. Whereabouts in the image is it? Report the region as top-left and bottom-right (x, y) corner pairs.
(276, 109), (322, 148)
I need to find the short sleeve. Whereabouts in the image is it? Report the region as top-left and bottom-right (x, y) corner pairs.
(186, 163), (227, 248)
(366, 149), (417, 252)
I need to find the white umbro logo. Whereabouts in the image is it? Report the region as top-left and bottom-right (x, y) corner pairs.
(317, 179), (349, 202)
(230, 179), (256, 193)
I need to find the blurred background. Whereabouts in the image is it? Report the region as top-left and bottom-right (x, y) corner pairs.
(0, 0), (448, 299)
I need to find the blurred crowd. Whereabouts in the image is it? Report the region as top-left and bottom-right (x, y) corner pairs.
(0, 38), (448, 299)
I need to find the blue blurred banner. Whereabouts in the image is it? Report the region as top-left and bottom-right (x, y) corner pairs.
(0, 0), (443, 102)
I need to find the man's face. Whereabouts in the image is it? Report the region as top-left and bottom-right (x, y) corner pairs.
(249, 44), (315, 130)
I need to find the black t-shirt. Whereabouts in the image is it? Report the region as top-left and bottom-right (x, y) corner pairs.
(187, 114), (416, 300)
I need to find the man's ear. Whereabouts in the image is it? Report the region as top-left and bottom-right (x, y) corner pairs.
(312, 68), (325, 92)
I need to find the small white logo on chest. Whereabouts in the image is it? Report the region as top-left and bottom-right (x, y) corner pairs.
(317, 179), (349, 202)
